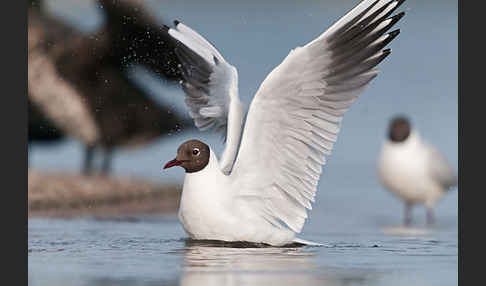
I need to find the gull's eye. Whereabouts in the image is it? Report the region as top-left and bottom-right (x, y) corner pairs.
(192, 148), (200, 156)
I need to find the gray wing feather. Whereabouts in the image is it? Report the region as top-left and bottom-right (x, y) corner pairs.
(426, 143), (457, 190)
(168, 22), (244, 174)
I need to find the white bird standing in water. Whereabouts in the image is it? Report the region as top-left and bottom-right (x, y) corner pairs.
(163, 0), (407, 246)
(377, 116), (457, 227)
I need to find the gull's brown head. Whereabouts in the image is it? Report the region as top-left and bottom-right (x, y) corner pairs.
(388, 116), (411, 143)
(163, 139), (210, 173)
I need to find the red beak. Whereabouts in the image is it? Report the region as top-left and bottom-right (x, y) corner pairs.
(163, 158), (182, 169)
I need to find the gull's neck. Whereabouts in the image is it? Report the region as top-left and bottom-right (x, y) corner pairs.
(182, 148), (230, 202)
(404, 129), (421, 146)
(387, 129), (421, 148)
(185, 148), (223, 179)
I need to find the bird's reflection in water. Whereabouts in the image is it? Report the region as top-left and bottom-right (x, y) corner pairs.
(179, 239), (380, 286)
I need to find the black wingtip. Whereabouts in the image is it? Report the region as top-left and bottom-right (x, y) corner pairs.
(163, 24), (170, 30)
(387, 11), (405, 26)
(376, 48), (392, 65)
(389, 29), (401, 38)
(174, 20), (180, 26)
(395, 11), (406, 19)
(371, 0), (381, 8)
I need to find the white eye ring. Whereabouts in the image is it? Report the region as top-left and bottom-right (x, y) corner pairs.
(192, 148), (200, 156)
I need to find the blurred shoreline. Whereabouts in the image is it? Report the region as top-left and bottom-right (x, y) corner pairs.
(28, 170), (181, 217)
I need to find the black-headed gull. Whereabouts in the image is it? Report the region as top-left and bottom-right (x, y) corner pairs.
(164, 0), (407, 246)
(377, 116), (457, 226)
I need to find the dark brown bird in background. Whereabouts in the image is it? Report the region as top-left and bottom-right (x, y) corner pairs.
(28, 0), (190, 175)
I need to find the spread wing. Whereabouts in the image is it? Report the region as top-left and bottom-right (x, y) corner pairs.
(168, 22), (244, 174)
(231, 0), (407, 233)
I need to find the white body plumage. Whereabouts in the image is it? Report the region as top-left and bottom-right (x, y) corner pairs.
(377, 131), (456, 208)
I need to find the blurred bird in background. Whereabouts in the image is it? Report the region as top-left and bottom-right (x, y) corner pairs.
(28, 0), (190, 175)
(28, 98), (65, 143)
(377, 115), (457, 226)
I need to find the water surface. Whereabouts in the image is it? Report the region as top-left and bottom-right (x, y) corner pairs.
(29, 159), (458, 286)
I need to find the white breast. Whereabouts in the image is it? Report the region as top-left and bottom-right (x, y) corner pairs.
(178, 149), (235, 240)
